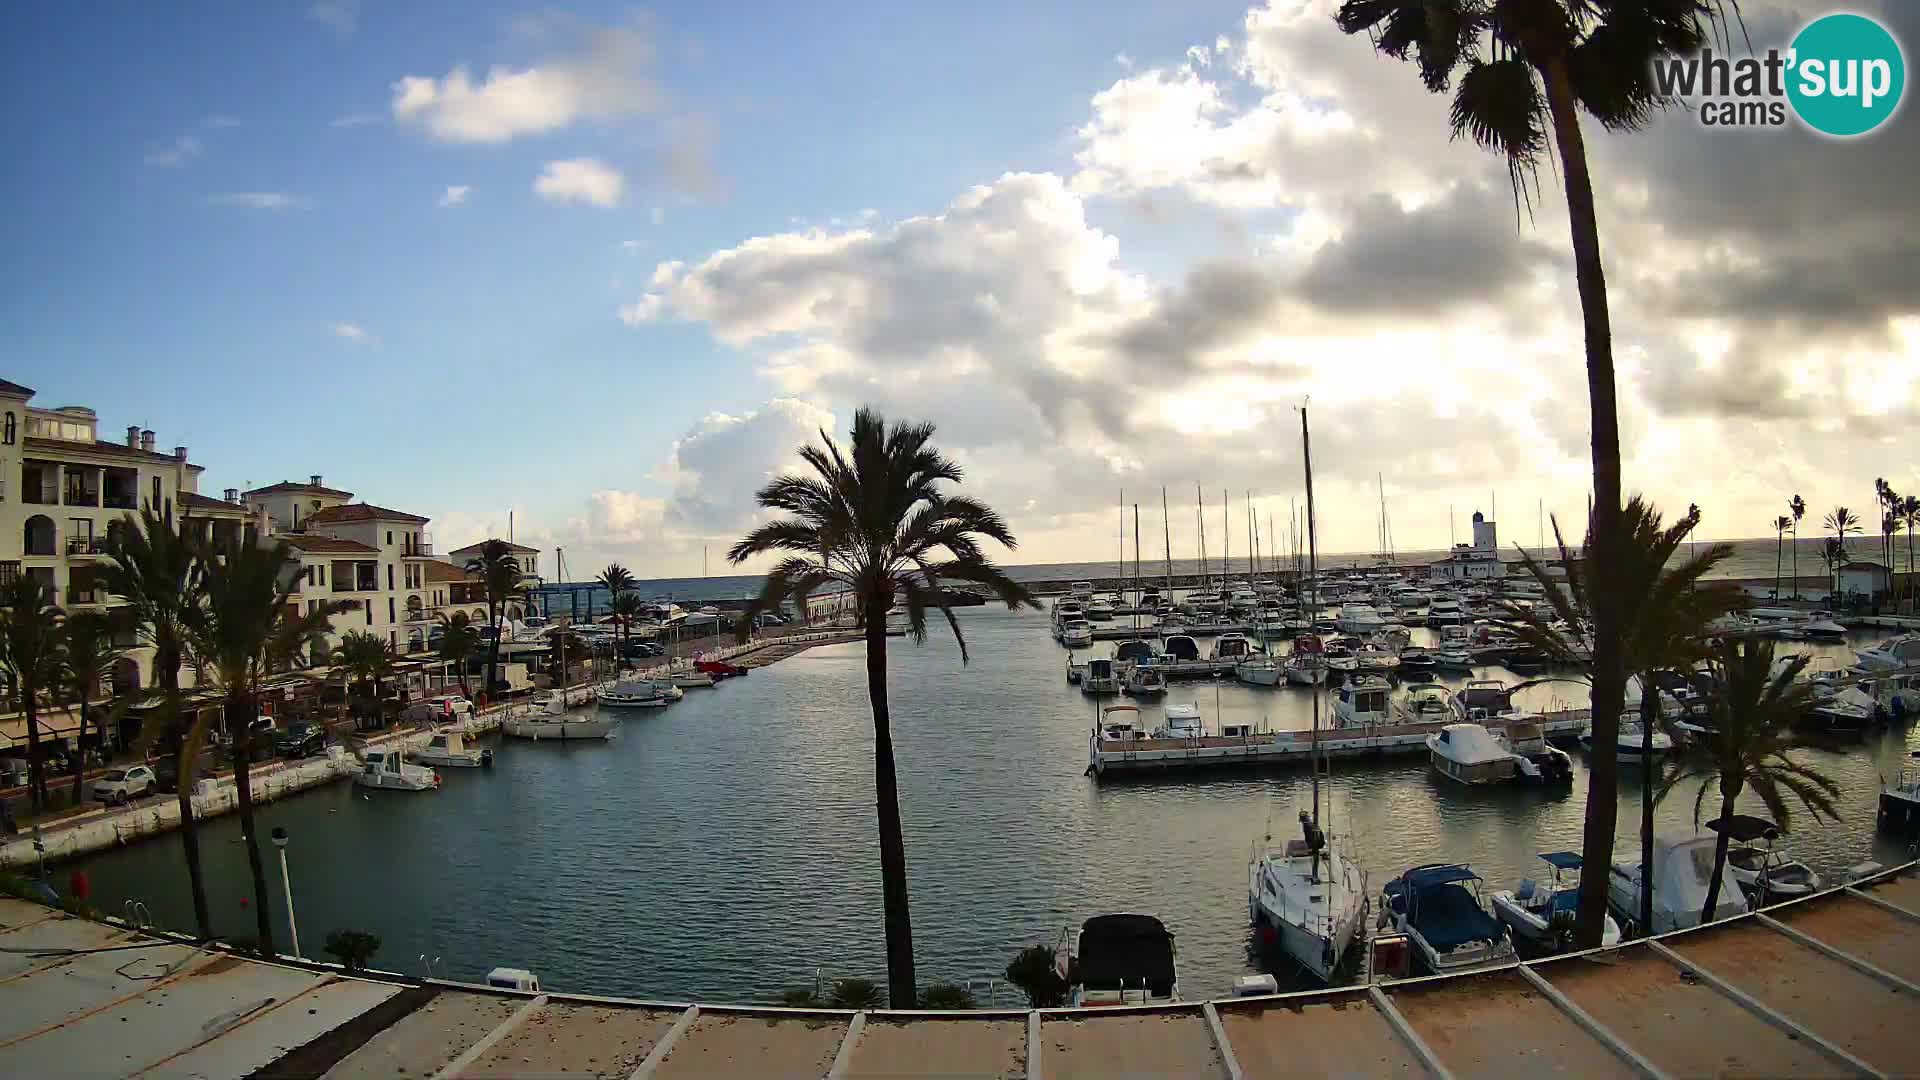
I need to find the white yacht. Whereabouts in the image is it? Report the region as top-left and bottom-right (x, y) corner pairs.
(1283, 637), (1325, 686)
(1081, 657), (1122, 695)
(1434, 624), (1476, 670)
(1426, 598), (1468, 627)
(1085, 596), (1116, 620)
(1427, 723), (1519, 785)
(1709, 815), (1822, 903)
(354, 749), (439, 791)
(1156, 702), (1204, 739)
(1608, 834), (1748, 934)
(1123, 663), (1168, 697)
(413, 728), (492, 769)
(1380, 864), (1516, 974)
(502, 699), (617, 741)
(1496, 719), (1575, 784)
(1401, 685), (1458, 724)
(1855, 633), (1920, 671)
(1332, 676), (1391, 728)
(1335, 604), (1388, 634)
(1248, 812), (1367, 984)
(1061, 619), (1094, 648)
(1583, 719), (1674, 758)
(1229, 587), (1260, 611)
(1211, 633), (1260, 661)
(1070, 581), (1095, 601)
(1060, 914), (1179, 1006)
(670, 669), (716, 689)
(1490, 853), (1622, 952)
(1454, 679), (1517, 721)
(1878, 751), (1920, 830)
(1234, 656), (1286, 687)
(597, 675), (681, 708)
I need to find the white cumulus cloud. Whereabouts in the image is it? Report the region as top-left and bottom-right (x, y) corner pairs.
(333, 322), (377, 346)
(211, 192), (305, 210)
(391, 24), (659, 143)
(439, 185), (471, 208)
(534, 158), (624, 208)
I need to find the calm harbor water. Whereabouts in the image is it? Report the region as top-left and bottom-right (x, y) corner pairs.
(70, 606), (1919, 1004)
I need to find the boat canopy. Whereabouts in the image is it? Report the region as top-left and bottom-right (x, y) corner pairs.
(1537, 851), (1583, 871)
(1076, 914), (1176, 998)
(1401, 863), (1483, 890)
(1705, 815), (1782, 843)
(1433, 724), (1511, 765)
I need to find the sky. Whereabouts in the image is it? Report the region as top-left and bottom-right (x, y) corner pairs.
(3, 1), (1915, 579)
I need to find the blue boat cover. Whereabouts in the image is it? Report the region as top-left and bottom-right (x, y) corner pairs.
(1410, 884), (1503, 952)
(1549, 889), (1583, 916)
(1538, 851), (1583, 871)
(1402, 864), (1482, 890)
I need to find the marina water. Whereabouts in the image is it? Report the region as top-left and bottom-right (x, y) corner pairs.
(71, 606), (1919, 1003)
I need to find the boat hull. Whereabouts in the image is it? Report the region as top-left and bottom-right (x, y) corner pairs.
(1878, 789), (1920, 830)
(503, 717), (617, 740)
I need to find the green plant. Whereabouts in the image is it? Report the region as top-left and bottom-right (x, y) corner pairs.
(778, 987), (822, 1007)
(917, 982), (976, 1010)
(0, 576), (64, 813)
(323, 929), (382, 971)
(1004, 945), (1069, 1008)
(827, 977), (886, 1009)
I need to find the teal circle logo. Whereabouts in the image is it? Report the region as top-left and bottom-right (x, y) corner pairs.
(1787, 13), (1905, 137)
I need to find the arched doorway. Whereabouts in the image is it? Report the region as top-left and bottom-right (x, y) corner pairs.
(23, 515), (55, 556)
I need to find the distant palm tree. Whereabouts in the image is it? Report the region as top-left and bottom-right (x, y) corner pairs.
(0, 577), (64, 811)
(597, 563), (636, 604)
(56, 612), (125, 803)
(331, 631), (394, 726)
(609, 592), (646, 663)
(184, 539), (355, 954)
(729, 407), (1037, 1004)
(1771, 516), (1792, 602)
(434, 611), (481, 695)
(102, 505), (212, 937)
(1824, 507), (1862, 600)
(1904, 495), (1920, 608)
(464, 541), (524, 701)
(1655, 639), (1839, 923)
(1334, 0), (1743, 950)
(1789, 494), (1807, 599)
(1875, 479), (1900, 571)
(1501, 498), (1745, 936)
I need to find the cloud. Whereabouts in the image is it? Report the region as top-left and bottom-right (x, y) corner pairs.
(391, 23), (660, 143)
(333, 322), (377, 346)
(211, 192), (306, 210)
(659, 399), (837, 533)
(534, 158), (624, 208)
(203, 114), (240, 129)
(144, 135), (202, 167)
(439, 184), (471, 208)
(331, 111), (381, 128)
(309, 0), (357, 36)
(649, 206), (665, 226)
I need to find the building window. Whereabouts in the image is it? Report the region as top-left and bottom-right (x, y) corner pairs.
(386, 530), (393, 545)
(388, 597), (396, 623)
(2, 412), (13, 445)
(151, 476), (161, 511)
(387, 564), (394, 590)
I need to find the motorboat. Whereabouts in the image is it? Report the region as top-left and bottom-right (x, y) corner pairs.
(695, 658), (749, 679)
(1086, 597), (1116, 620)
(1454, 679), (1517, 721)
(1051, 600), (1086, 629)
(1380, 864), (1516, 975)
(1351, 641), (1400, 674)
(1284, 653), (1326, 687)
(1333, 675), (1391, 728)
(1112, 639), (1159, 671)
(1229, 587), (1260, 611)
(1185, 590), (1227, 613)
(1124, 663), (1168, 697)
(1059, 914), (1178, 1006)
(597, 675), (681, 708)
(1426, 599), (1468, 627)
(1426, 724), (1519, 785)
(1335, 604), (1388, 634)
(1855, 632), (1920, 672)
(502, 700), (617, 741)
(354, 749), (439, 791)
(1608, 833), (1749, 934)
(1860, 673), (1920, 720)
(1248, 811), (1368, 984)
(1156, 703), (1204, 739)
(1095, 704), (1141, 747)
(1061, 620), (1095, 649)
(1879, 751), (1920, 830)
(1400, 685), (1458, 724)
(1582, 719), (1674, 758)
(1706, 815), (1822, 903)
(1161, 634), (1201, 661)
(1082, 657), (1122, 695)
(1070, 581), (1095, 601)
(1806, 686), (1875, 732)
(413, 728), (493, 768)
(1322, 639), (1359, 674)
(1434, 625), (1476, 670)
(1496, 719), (1575, 784)
(1211, 633), (1260, 662)
(1398, 647), (1438, 676)
(1234, 656), (1285, 687)
(1490, 853), (1622, 953)
(670, 669), (717, 689)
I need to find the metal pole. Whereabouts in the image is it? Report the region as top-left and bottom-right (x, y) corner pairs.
(272, 828), (300, 958)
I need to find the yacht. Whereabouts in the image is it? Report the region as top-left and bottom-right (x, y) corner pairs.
(1051, 599), (1086, 628)
(1380, 864), (1516, 974)
(1211, 633), (1260, 661)
(1081, 657), (1122, 695)
(1086, 596), (1116, 620)
(1160, 634), (1201, 661)
(1333, 675), (1391, 728)
(1878, 751), (1920, 830)
(1806, 686), (1875, 731)
(1234, 656), (1286, 687)
(1070, 581), (1095, 601)
(1061, 619), (1094, 648)
(1059, 914), (1179, 1006)
(413, 728), (493, 769)
(1855, 633), (1920, 671)
(1124, 663), (1168, 697)
(1229, 587), (1260, 611)
(502, 699), (617, 741)
(1248, 812), (1368, 984)
(1496, 719), (1575, 784)
(1490, 853), (1622, 953)
(354, 749), (439, 791)
(1426, 598), (1468, 627)
(1434, 625), (1476, 670)
(1283, 651), (1326, 687)
(1400, 685), (1458, 723)
(670, 669), (717, 689)
(1398, 647), (1438, 675)
(597, 675), (681, 708)
(1322, 639), (1359, 674)
(1351, 641), (1401, 674)
(1112, 639), (1159, 671)
(1709, 815), (1822, 903)
(1608, 834), (1749, 934)
(1454, 679), (1517, 721)
(1583, 719), (1674, 758)
(1157, 702), (1204, 739)
(1427, 724), (1520, 785)
(1335, 604), (1388, 634)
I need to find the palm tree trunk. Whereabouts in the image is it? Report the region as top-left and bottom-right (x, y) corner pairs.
(485, 601), (500, 704)
(1542, 53), (1626, 951)
(72, 699), (89, 805)
(226, 692), (276, 954)
(1775, 533), (1783, 601)
(864, 587), (916, 1006)
(1638, 680), (1658, 936)
(1701, 777), (1741, 924)
(1791, 527), (1799, 600)
(23, 691), (45, 812)
(160, 639), (213, 940)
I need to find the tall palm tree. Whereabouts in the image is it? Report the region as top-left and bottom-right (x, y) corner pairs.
(102, 505), (211, 937)
(729, 408), (1037, 1004)
(597, 563), (636, 606)
(1903, 495), (1920, 609)
(1655, 639), (1839, 922)
(598, 563), (640, 661)
(434, 611), (481, 695)
(1789, 494), (1806, 600)
(1501, 498), (1744, 936)
(1875, 480), (1899, 571)
(464, 541), (523, 702)
(609, 592), (645, 663)
(0, 577), (64, 811)
(1771, 516), (1792, 602)
(56, 612), (124, 803)
(1334, 0), (1742, 949)
(183, 540), (354, 954)
(1824, 507), (1861, 601)
(331, 631), (394, 726)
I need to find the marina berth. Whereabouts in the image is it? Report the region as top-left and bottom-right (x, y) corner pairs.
(1380, 863), (1515, 974)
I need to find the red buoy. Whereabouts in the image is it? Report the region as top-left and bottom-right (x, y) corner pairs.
(68, 869), (90, 901)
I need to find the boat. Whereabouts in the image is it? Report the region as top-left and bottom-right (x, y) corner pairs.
(1283, 636), (1325, 686)
(1454, 679), (1517, 721)
(1860, 672), (1920, 719)
(1855, 632), (1920, 671)
(1112, 639), (1159, 670)
(1706, 815), (1822, 903)
(413, 728), (493, 768)
(1398, 647), (1438, 675)
(502, 699), (617, 741)
(1051, 600), (1086, 631)
(1350, 641), (1400, 673)
(1156, 702), (1204, 739)
(1334, 604), (1387, 634)
(670, 670), (717, 689)
(1086, 597), (1116, 620)
(1061, 619), (1095, 648)
(1332, 675), (1391, 728)
(1229, 587), (1259, 611)
(1426, 598), (1468, 627)
(883, 607), (912, 637)
(1160, 633), (1200, 661)
(1248, 811), (1367, 984)
(1426, 723), (1519, 785)
(1082, 657), (1122, 695)
(1400, 685), (1458, 723)
(354, 748), (440, 791)
(1123, 663), (1168, 697)
(1321, 638), (1359, 674)
(1879, 751), (1920, 830)
(1806, 686), (1875, 732)
(1434, 625), (1476, 670)
(1070, 581), (1095, 601)
(1211, 633), (1259, 661)
(1380, 864), (1516, 974)
(695, 658), (749, 678)
(597, 675), (681, 708)
(1607, 833), (1748, 935)
(1489, 853), (1622, 953)
(1496, 719), (1575, 784)
(1234, 656), (1286, 687)
(1582, 719), (1674, 758)
(1059, 914), (1178, 1006)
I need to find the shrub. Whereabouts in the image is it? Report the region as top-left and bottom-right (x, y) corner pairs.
(778, 987), (822, 1007)
(1005, 945), (1069, 1008)
(827, 977), (886, 1009)
(323, 929), (382, 970)
(917, 982), (976, 1009)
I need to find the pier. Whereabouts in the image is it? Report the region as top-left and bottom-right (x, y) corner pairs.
(0, 861), (1911, 1077)
(1090, 711), (1592, 775)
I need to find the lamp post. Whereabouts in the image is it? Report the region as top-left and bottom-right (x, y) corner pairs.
(270, 826), (300, 958)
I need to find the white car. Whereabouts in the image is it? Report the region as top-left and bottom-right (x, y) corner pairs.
(92, 765), (157, 804)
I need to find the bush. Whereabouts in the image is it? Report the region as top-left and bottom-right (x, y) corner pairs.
(1005, 945), (1070, 1008)
(917, 982), (976, 1009)
(778, 987), (822, 1007)
(323, 929), (382, 971)
(827, 977), (886, 1009)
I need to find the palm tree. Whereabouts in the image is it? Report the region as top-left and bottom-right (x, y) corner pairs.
(1334, 0), (1742, 950)
(331, 631), (395, 727)
(56, 612), (125, 803)
(183, 539), (354, 954)
(435, 611), (481, 695)
(729, 407), (1037, 1004)
(609, 592), (645, 663)
(1903, 495), (1920, 609)
(0, 577), (64, 811)
(1655, 639), (1840, 922)
(598, 563), (640, 661)
(464, 541), (524, 702)
(1789, 494), (1806, 600)
(1771, 516), (1792, 602)
(1824, 507), (1861, 601)
(597, 563), (636, 605)
(102, 505), (211, 937)
(1875, 480), (1899, 571)
(1501, 498), (1744, 936)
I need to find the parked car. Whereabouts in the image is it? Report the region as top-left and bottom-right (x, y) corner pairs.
(274, 722), (327, 758)
(154, 756), (212, 794)
(755, 612), (787, 627)
(92, 765), (157, 804)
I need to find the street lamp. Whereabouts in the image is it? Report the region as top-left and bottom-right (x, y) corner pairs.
(270, 826), (301, 959)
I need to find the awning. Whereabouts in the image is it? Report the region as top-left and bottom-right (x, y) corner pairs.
(0, 709), (88, 752)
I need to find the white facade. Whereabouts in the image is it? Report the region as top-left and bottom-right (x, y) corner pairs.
(1428, 512), (1507, 583)
(446, 539), (543, 585)
(254, 493), (437, 660)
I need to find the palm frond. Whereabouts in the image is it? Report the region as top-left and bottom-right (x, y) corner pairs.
(1451, 56), (1547, 164)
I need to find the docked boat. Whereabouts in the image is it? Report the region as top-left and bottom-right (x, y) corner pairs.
(1248, 811), (1367, 984)
(1061, 619), (1094, 649)
(1124, 663), (1168, 697)
(1380, 864), (1516, 974)
(1427, 723), (1519, 785)
(1426, 598), (1468, 627)
(670, 669), (716, 689)
(1582, 719), (1674, 758)
(1490, 853), (1622, 953)
(1398, 647), (1438, 676)
(1229, 587), (1260, 611)
(1879, 751), (1920, 830)
(1608, 833), (1749, 934)
(1321, 638), (1359, 674)
(502, 701), (617, 741)
(1707, 815), (1821, 903)
(1351, 641), (1400, 674)
(597, 676), (681, 708)
(1855, 632), (1920, 672)
(1112, 639), (1159, 670)
(1211, 633), (1260, 661)
(1454, 679), (1517, 721)
(1160, 634), (1201, 661)
(1234, 656), (1285, 687)
(1156, 702), (1204, 739)
(1806, 686), (1875, 731)
(1400, 685), (1458, 723)
(1086, 597), (1116, 620)
(1332, 675), (1391, 728)
(1334, 604), (1388, 634)
(1283, 636), (1325, 686)
(1082, 657), (1122, 695)
(413, 728), (493, 769)
(1434, 625), (1476, 670)
(354, 749), (439, 791)
(1496, 719), (1575, 784)
(1059, 914), (1179, 1006)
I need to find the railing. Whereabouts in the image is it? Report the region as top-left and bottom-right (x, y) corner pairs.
(66, 587), (100, 605)
(64, 490), (100, 507)
(103, 493), (137, 510)
(66, 537), (109, 557)
(404, 542), (434, 557)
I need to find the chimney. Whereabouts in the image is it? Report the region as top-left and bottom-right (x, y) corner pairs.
(139, 429), (155, 453)
(125, 425), (139, 448)
(174, 445), (188, 462)
(310, 474), (323, 487)
(224, 487), (238, 503)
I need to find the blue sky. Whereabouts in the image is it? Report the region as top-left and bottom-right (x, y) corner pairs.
(4, 2), (1913, 575)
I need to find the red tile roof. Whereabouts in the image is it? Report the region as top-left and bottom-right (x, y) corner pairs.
(423, 560), (471, 583)
(23, 437), (205, 470)
(450, 538), (538, 554)
(179, 491), (250, 515)
(282, 535), (379, 554)
(303, 502), (429, 525)
(243, 480), (356, 498)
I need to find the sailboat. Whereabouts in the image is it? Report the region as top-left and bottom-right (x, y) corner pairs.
(1247, 406), (1368, 984)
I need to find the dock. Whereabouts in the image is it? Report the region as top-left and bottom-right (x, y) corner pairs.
(1089, 711), (1591, 775)
(0, 862), (1912, 1077)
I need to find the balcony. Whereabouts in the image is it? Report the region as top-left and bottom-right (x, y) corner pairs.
(64, 489), (100, 508)
(403, 541), (435, 558)
(66, 587), (101, 606)
(21, 488), (57, 506)
(103, 492), (137, 510)
(66, 537), (109, 558)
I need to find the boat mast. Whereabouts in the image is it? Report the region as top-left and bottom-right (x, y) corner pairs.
(1197, 486), (1209, 593)
(1301, 406), (1323, 882)
(1133, 504), (1142, 637)
(1246, 491), (1256, 584)
(1222, 488), (1230, 586)
(1162, 488), (1173, 595)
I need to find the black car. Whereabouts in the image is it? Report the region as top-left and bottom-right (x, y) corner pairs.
(274, 722), (327, 758)
(154, 756), (212, 794)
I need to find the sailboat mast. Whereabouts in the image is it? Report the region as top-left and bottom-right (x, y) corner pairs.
(1162, 488), (1173, 594)
(1247, 491), (1256, 583)
(1197, 486), (1209, 592)
(1133, 504), (1142, 634)
(1302, 407), (1323, 852)
(1222, 488), (1230, 585)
